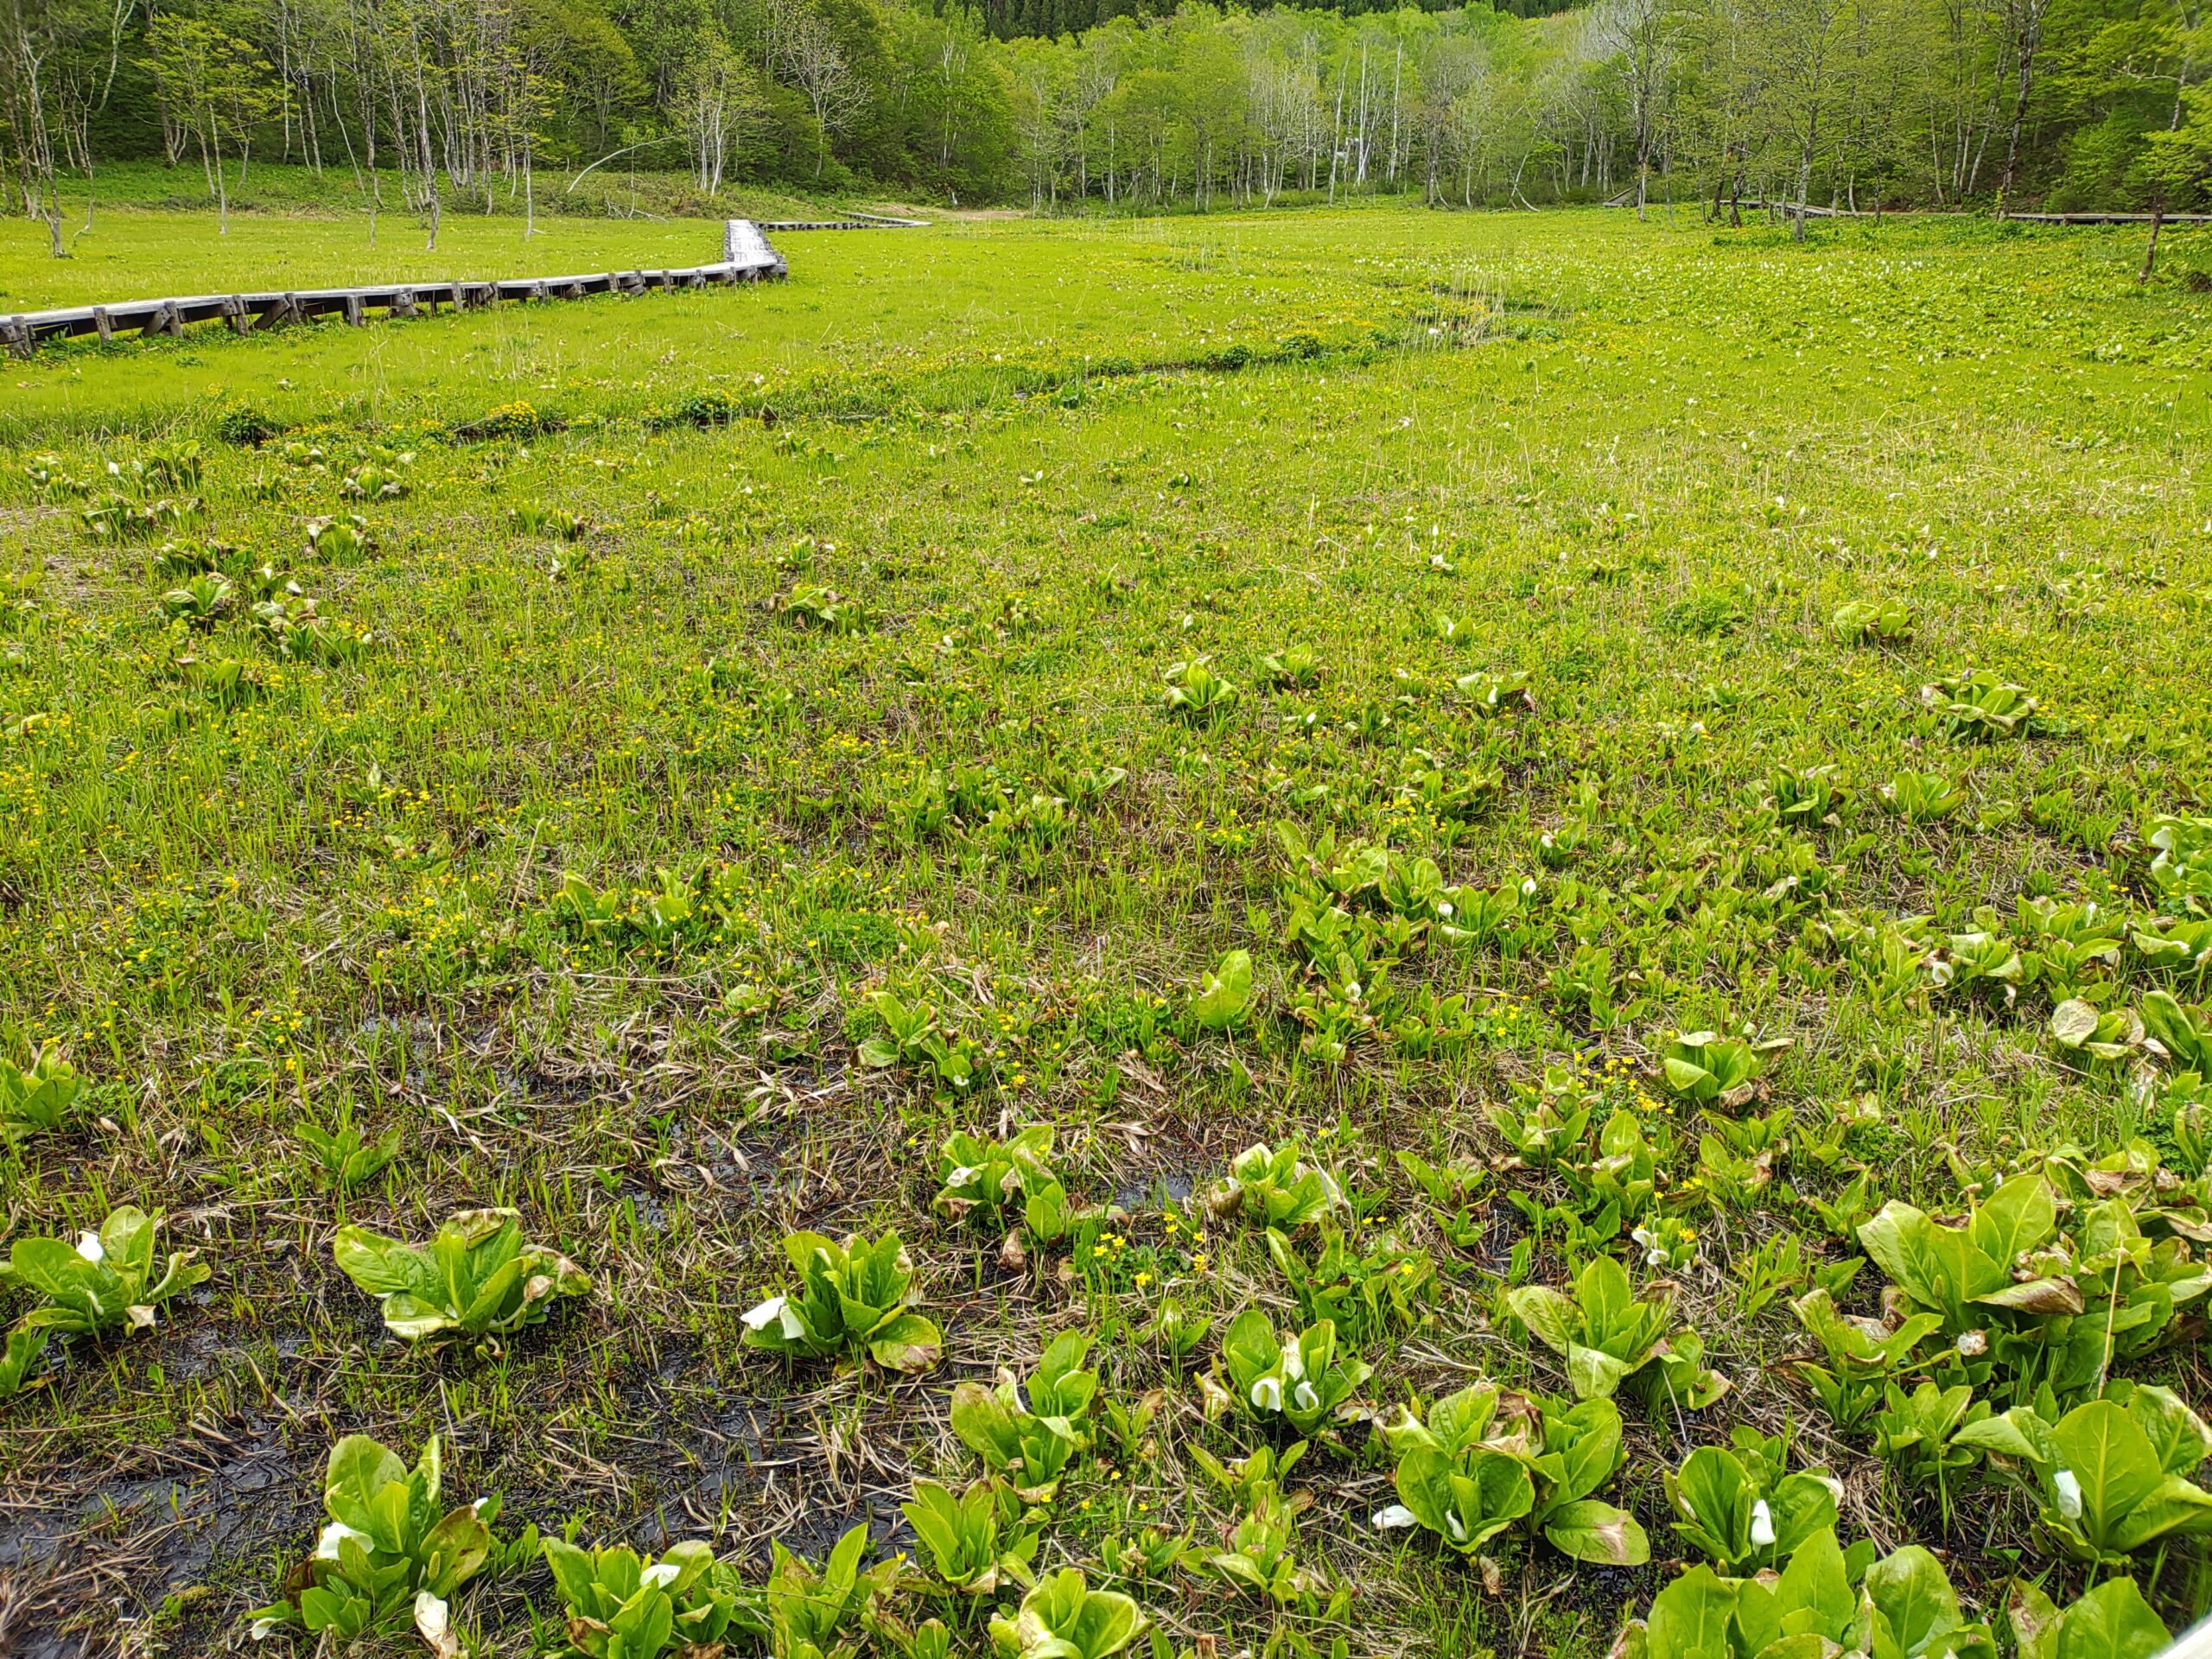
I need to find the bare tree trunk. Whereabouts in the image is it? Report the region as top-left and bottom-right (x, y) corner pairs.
(209, 131), (229, 232)
(1996, 0), (2043, 212)
(1327, 48), (1344, 200)
(1389, 41), (1401, 188)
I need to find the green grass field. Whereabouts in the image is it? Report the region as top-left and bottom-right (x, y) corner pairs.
(3, 200), (2212, 1659)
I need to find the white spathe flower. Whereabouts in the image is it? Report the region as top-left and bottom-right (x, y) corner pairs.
(1294, 1379), (1321, 1414)
(947, 1166), (980, 1188)
(1445, 1511), (1468, 1543)
(1372, 1504), (1420, 1530)
(741, 1295), (787, 1332)
(415, 1590), (460, 1659)
(76, 1230), (105, 1264)
(640, 1561), (681, 1589)
(1749, 1498), (1776, 1549)
(2054, 1468), (2084, 1520)
(314, 1521), (372, 1561)
(1437, 901), (1455, 918)
(1250, 1375), (1283, 1412)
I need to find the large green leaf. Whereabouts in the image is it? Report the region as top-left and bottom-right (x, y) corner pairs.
(1425, 1382), (1503, 1457)
(8, 1238), (105, 1319)
(323, 1433), (410, 1538)
(1646, 1566), (1738, 1659)
(1955, 1405), (2050, 1465)
(1191, 950), (1255, 1030)
(2123, 1384), (2212, 1478)
(540, 1535), (601, 1611)
(1539, 1398), (1624, 1508)
(332, 1225), (442, 1299)
(1736, 1528), (1853, 1656)
(868, 1311), (944, 1374)
(1863, 1545), (1972, 1659)
(379, 1294), (460, 1342)
(1858, 1203), (1989, 1327)
(1970, 1174), (2058, 1269)
(418, 1504), (493, 1597)
(1579, 1255), (1636, 1336)
(1505, 1284), (1576, 1352)
(2049, 1401), (2164, 1555)
(1567, 1340), (1637, 1401)
(2108, 1472), (2212, 1553)
(99, 1206), (158, 1281)
(1541, 1498), (1649, 1565)
(2051, 1580), (2170, 1659)
(781, 1230), (838, 1275)
(950, 1382), (1025, 1465)
(0, 1325), (50, 1397)
(1767, 1471), (1842, 1560)
(1394, 1446), (1532, 1554)
(1668, 1446), (1751, 1563)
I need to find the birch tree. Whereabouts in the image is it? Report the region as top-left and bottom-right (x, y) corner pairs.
(148, 14), (280, 232)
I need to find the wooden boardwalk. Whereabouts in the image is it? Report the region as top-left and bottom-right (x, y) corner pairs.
(0, 218), (791, 357)
(2005, 211), (2212, 226)
(1605, 194), (2200, 227)
(759, 212), (931, 231)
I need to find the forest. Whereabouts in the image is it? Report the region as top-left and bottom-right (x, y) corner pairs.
(0, 0), (2205, 240)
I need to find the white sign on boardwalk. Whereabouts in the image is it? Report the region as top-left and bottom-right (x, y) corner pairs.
(724, 219), (787, 276)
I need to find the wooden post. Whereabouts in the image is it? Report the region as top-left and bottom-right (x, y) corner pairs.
(3, 317), (29, 359)
(344, 295), (365, 327)
(394, 289), (417, 319)
(93, 306), (112, 343)
(225, 296), (249, 336)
